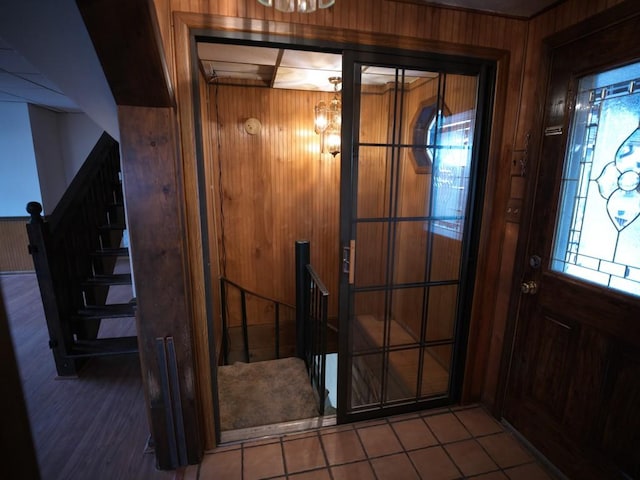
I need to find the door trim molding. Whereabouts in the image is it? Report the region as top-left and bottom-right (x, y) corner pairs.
(173, 11), (511, 447)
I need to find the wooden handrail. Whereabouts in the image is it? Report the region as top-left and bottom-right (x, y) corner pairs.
(304, 263), (329, 416)
(48, 132), (120, 232)
(219, 277), (295, 365)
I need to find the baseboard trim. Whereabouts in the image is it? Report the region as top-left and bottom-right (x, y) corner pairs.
(501, 419), (569, 480)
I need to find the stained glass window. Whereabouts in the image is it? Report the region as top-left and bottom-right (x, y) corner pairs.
(551, 61), (640, 297)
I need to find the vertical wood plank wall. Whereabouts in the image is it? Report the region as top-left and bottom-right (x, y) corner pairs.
(208, 84), (341, 317)
(152, 0), (625, 449)
(0, 218), (33, 272)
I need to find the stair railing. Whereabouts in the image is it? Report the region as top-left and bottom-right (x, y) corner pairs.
(26, 132), (127, 376)
(219, 277), (295, 365)
(295, 240), (329, 415)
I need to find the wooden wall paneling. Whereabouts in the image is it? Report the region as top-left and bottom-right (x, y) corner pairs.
(209, 85), (341, 317)
(118, 106), (202, 468)
(482, 220), (519, 407)
(192, 71), (218, 447)
(0, 218), (33, 272)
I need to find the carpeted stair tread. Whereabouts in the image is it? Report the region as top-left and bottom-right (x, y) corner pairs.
(217, 357), (319, 431)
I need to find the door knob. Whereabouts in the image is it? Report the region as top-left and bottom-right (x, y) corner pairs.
(521, 280), (538, 295)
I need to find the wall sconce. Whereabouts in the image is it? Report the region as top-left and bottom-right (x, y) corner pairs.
(257, 0), (335, 13)
(314, 77), (341, 156)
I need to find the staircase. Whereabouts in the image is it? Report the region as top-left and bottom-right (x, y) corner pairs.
(26, 132), (138, 376)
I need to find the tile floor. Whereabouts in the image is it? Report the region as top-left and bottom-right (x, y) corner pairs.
(181, 405), (559, 480)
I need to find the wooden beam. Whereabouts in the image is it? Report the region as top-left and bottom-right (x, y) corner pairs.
(76, 0), (174, 107)
(118, 105), (202, 469)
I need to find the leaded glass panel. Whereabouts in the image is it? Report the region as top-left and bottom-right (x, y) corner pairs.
(551, 61), (640, 297)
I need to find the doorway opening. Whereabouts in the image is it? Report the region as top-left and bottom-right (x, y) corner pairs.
(192, 38), (494, 443)
(196, 40), (343, 442)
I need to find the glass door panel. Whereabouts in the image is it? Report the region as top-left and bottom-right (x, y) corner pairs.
(552, 61), (640, 297)
(339, 51), (491, 421)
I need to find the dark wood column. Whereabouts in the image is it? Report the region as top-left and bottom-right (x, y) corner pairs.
(76, 0), (202, 469)
(119, 106), (201, 468)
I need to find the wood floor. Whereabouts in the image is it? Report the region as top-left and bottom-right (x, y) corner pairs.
(0, 272), (176, 480)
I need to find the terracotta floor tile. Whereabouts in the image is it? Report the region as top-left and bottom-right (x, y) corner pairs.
(198, 449), (242, 480)
(391, 417), (439, 450)
(478, 433), (533, 468)
(504, 463), (554, 480)
(408, 446), (461, 480)
(469, 472), (509, 479)
(454, 408), (503, 436)
(320, 430), (366, 465)
(283, 435), (326, 473)
(319, 424), (354, 435)
(444, 439), (498, 476)
(424, 413), (472, 443)
(209, 443), (242, 453)
(243, 442), (285, 480)
(370, 453), (420, 480)
(288, 468), (332, 479)
(330, 460), (376, 480)
(243, 436), (281, 447)
(357, 423), (404, 457)
(389, 411), (420, 422)
(284, 430), (319, 441)
(357, 418), (388, 428)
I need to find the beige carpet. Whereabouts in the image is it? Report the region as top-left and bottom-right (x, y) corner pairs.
(217, 357), (320, 431)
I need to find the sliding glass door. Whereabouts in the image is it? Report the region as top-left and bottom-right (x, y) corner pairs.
(337, 50), (494, 422)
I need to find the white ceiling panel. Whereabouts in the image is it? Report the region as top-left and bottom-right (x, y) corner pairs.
(0, 48), (40, 73)
(273, 67), (342, 91)
(198, 42), (280, 65)
(279, 50), (341, 70)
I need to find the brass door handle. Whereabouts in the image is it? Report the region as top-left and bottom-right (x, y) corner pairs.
(521, 280), (538, 295)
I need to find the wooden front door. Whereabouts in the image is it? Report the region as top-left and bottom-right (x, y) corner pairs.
(503, 8), (640, 480)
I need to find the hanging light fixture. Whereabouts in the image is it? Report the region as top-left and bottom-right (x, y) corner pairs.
(257, 0), (335, 13)
(314, 77), (341, 156)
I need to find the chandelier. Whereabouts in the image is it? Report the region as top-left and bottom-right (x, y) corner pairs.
(314, 77), (341, 156)
(257, 0), (335, 13)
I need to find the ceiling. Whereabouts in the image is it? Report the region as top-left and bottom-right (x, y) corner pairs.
(0, 35), (80, 112)
(412, 0), (560, 18)
(0, 0), (561, 112)
(198, 43), (440, 92)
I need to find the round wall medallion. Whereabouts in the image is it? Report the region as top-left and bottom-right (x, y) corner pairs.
(244, 117), (261, 135)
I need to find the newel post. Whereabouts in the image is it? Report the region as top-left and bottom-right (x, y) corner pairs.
(295, 240), (310, 360)
(25, 202), (79, 376)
